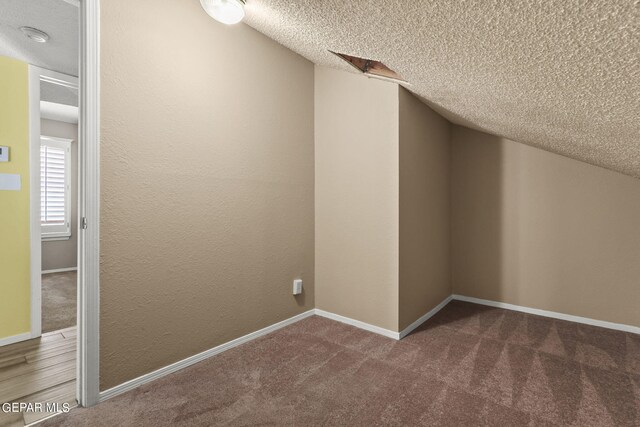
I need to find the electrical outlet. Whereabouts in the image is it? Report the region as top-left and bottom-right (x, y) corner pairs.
(0, 146), (8, 162)
(293, 279), (303, 295)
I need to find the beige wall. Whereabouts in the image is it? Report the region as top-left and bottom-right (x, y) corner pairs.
(315, 66), (399, 331)
(398, 89), (451, 330)
(99, 0), (639, 391)
(100, 0), (314, 390)
(41, 119), (78, 271)
(451, 126), (640, 327)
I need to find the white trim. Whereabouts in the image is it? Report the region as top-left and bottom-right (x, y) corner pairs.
(98, 310), (316, 403)
(399, 295), (453, 339)
(313, 309), (400, 340)
(77, 0), (101, 408)
(85, 295), (640, 405)
(364, 73), (411, 86)
(42, 236), (72, 242)
(40, 136), (73, 240)
(25, 412), (64, 427)
(95, 307), (443, 403)
(61, 0), (81, 8)
(0, 332), (33, 347)
(452, 295), (640, 335)
(28, 66), (42, 342)
(42, 267), (78, 274)
(41, 101), (79, 124)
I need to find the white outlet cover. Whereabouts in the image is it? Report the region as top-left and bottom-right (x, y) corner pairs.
(293, 279), (303, 295)
(0, 146), (8, 162)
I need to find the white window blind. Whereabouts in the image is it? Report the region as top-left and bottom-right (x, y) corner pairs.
(41, 137), (71, 239)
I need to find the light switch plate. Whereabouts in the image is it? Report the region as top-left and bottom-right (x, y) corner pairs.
(0, 146), (8, 162)
(293, 279), (303, 295)
(0, 173), (21, 191)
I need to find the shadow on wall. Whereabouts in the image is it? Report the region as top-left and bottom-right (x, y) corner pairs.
(451, 125), (640, 326)
(451, 128), (509, 304)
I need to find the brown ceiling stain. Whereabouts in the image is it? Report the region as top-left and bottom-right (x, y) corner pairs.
(331, 51), (405, 82)
(244, 0), (640, 179)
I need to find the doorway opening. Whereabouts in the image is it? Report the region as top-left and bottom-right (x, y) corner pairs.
(0, 59), (79, 427)
(0, 0), (100, 423)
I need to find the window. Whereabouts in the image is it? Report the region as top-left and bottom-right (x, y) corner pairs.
(41, 136), (72, 240)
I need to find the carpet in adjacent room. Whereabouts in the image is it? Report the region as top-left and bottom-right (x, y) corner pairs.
(41, 271), (77, 334)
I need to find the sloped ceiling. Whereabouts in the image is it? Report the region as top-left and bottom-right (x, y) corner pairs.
(243, 0), (640, 178)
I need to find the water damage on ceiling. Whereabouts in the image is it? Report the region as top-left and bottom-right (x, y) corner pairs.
(244, 0), (640, 178)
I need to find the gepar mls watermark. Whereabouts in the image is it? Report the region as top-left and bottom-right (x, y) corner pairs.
(2, 402), (71, 414)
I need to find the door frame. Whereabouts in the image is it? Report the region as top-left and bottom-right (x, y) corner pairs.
(77, 0), (101, 407)
(24, 0), (100, 410)
(29, 0), (100, 407)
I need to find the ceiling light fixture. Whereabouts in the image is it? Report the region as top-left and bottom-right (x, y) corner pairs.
(200, 0), (246, 25)
(20, 26), (50, 43)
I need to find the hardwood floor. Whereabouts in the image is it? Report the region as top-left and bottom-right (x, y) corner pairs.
(0, 327), (77, 426)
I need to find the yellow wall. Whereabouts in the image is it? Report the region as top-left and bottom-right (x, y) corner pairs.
(0, 56), (31, 340)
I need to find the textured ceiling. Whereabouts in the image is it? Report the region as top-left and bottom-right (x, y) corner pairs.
(243, 0), (640, 178)
(0, 0), (78, 76)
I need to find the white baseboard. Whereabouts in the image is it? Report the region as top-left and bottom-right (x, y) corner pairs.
(0, 332), (33, 347)
(313, 295), (453, 341)
(452, 295), (640, 335)
(96, 295), (639, 405)
(399, 295), (453, 339)
(98, 309), (315, 403)
(314, 309), (400, 340)
(42, 267), (78, 274)
(316, 293), (640, 341)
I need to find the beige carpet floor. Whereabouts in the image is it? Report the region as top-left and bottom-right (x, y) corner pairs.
(41, 272), (77, 334)
(42, 301), (640, 426)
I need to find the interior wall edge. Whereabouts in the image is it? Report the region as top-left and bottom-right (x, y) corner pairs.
(314, 65), (400, 332)
(314, 309), (400, 339)
(397, 86), (451, 331)
(398, 295), (453, 339)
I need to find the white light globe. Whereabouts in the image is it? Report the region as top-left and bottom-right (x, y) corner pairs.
(200, 0), (246, 25)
